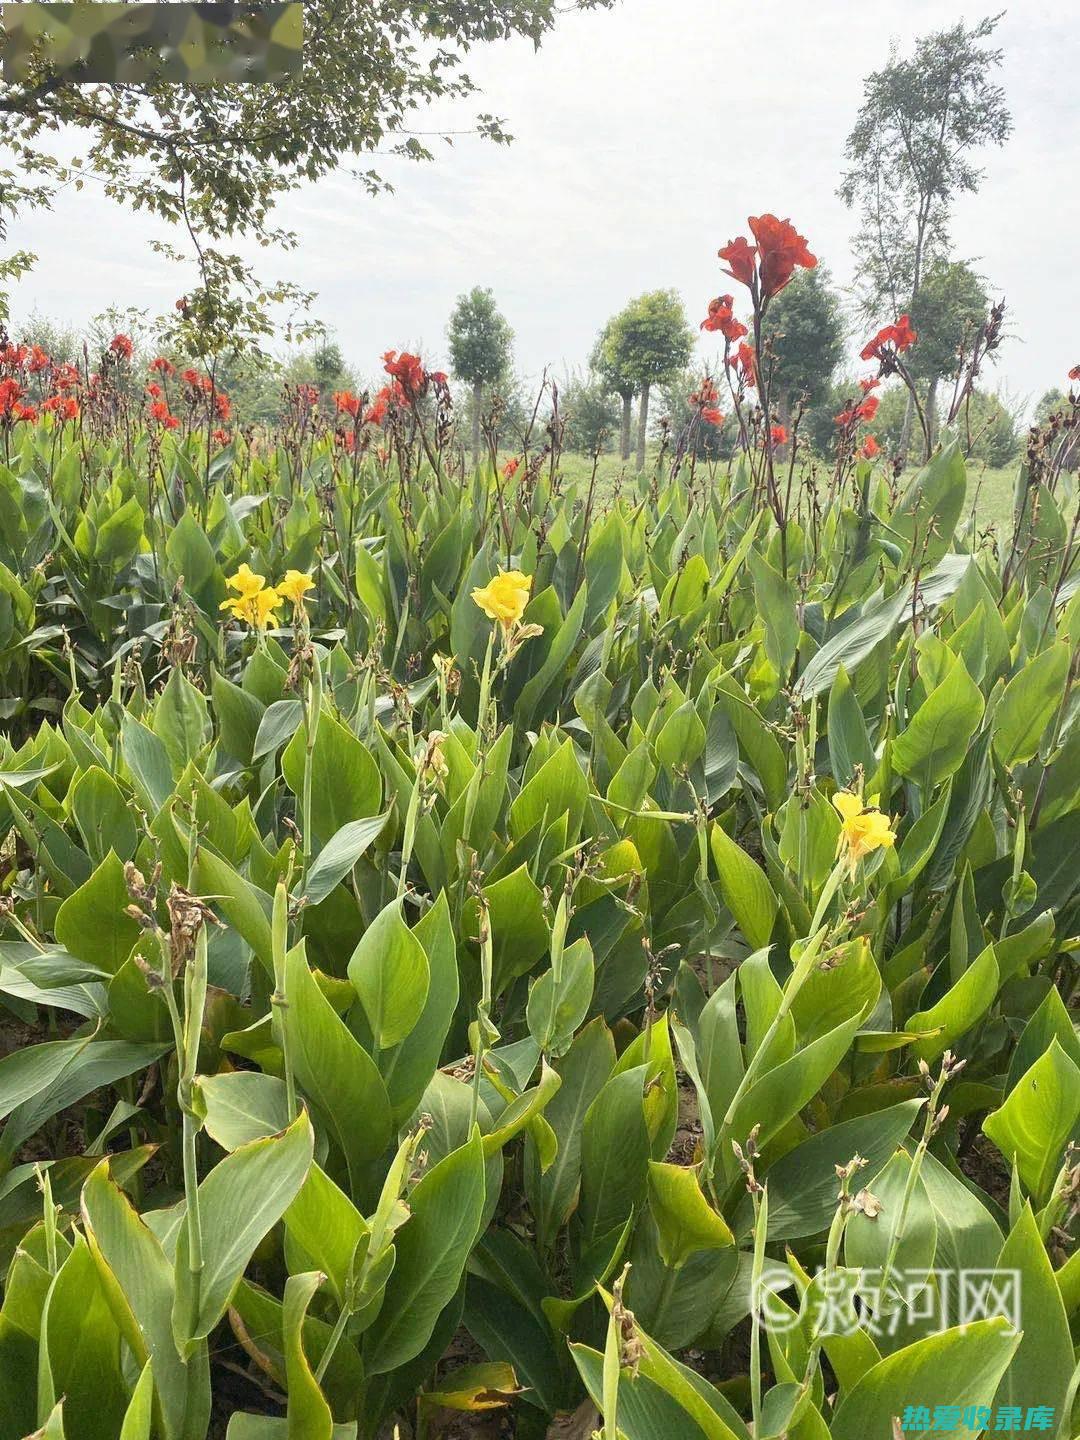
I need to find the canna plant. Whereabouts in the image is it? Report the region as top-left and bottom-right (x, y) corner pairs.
(0, 260), (1077, 1438)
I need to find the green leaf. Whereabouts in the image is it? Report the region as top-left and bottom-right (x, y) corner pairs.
(284, 942), (392, 1194)
(983, 1039), (1080, 1202)
(303, 811), (390, 906)
(82, 1161), (212, 1440)
(734, 1101), (922, 1241)
(173, 1111), (314, 1357)
(892, 656), (985, 792)
(282, 711), (381, 850)
(284, 1164), (367, 1310)
(70, 767), (137, 866)
(992, 642), (1070, 767)
(830, 1319), (1018, 1440)
(196, 1071), (292, 1150)
(363, 1128), (486, 1375)
(647, 1161), (733, 1268)
(153, 668), (211, 775)
(54, 852), (142, 975)
(710, 823), (777, 952)
(282, 1272), (335, 1440)
(891, 440), (968, 571)
(907, 942), (999, 1063)
(992, 1202), (1072, 1419)
(347, 898), (430, 1050)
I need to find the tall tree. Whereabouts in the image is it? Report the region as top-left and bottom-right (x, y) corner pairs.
(764, 267), (845, 425)
(908, 259), (990, 447)
(839, 14), (1011, 455)
(0, 2), (614, 341)
(447, 287), (514, 465)
(608, 291), (694, 471)
(591, 319), (637, 462)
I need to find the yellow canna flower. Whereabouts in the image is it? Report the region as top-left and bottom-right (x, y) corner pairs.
(222, 586), (282, 631)
(224, 563), (266, 600)
(471, 569), (532, 629)
(833, 790), (895, 879)
(278, 569), (315, 607)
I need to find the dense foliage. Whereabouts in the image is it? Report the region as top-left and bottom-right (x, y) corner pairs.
(0, 282), (1077, 1440)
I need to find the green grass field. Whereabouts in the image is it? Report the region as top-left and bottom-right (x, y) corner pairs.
(548, 449), (1017, 540)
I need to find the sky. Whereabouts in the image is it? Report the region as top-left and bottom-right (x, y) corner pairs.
(6, 1), (1078, 412)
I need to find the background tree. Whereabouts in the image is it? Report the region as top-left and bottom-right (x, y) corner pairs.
(908, 259), (990, 448)
(609, 290), (695, 471)
(0, 3), (614, 340)
(561, 370), (619, 455)
(591, 318), (637, 462)
(447, 287), (514, 465)
(839, 13), (1012, 455)
(763, 267), (846, 430)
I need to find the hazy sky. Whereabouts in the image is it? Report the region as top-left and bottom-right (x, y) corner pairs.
(7, 1), (1078, 410)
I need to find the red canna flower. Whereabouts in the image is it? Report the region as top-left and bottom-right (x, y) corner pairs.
(727, 341), (757, 389)
(365, 387), (393, 426)
(770, 423), (789, 445)
(690, 376), (720, 408)
(149, 356), (175, 376)
(701, 406), (724, 427)
(859, 375), (881, 394)
(857, 395), (879, 422)
(212, 427), (229, 446)
(181, 368), (201, 388)
(163, 414), (179, 430)
(861, 314), (917, 362)
(0, 377), (23, 413)
(145, 382), (162, 400)
(501, 456), (520, 480)
(382, 350), (427, 403)
(1069, 365), (1080, 381)
(214, 391), (232, 422)
(148, 401), (171, 423)
(701, 295), (748, 341)
(27, 345), (50, 374)
(109, 334), (133, 361)
(718, 236), (757, 288)
(748, 215), (816, 299)
(334, 390), (362, 418)
(861, 434), (880, 458)
(13, 403), (37, 423)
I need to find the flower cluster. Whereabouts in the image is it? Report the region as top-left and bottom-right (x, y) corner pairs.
(833, 791), (895, 879)
(471, 569), (532, 631)
(700, 294), (748, 342)
(860, 314), (917, 363)
(221, 565), (314, 631)
(718, 214), (817, 303)
(689, 376), (724, 428)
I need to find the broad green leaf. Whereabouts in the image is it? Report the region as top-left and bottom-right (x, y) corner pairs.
(710, 823), (777, 952)
(830, 1319), (1019, 1440)
(983, 1039), (1080, 1202)
(82, 1162), (212, 1440)
(303, 811), (390, 905)
(992, 641), (1070, 768)
(173, 1111), (314, 1357)
(363, 1128), (486, 1375)
(282, 711), (381, 849)
(906, 943), (999, 1063)
(347, 899), (430, 1050)
(992, 1202), (1072, 1419)
(892, 656), (985, 792)
(284, 943), (392, 1195)
(54, 851), (142, 975)
(647, 1161), (733, 1268)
